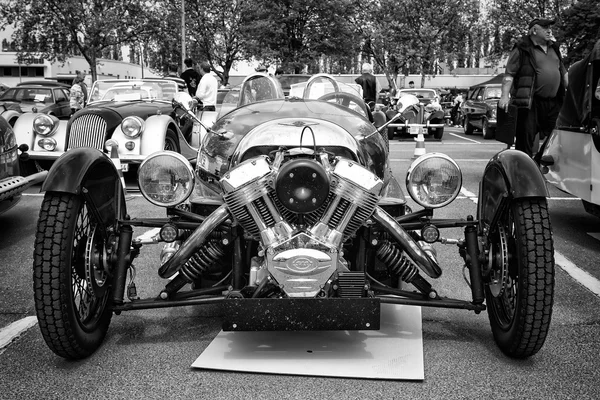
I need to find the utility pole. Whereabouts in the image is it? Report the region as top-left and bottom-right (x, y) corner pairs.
(181, 0), (185, 72)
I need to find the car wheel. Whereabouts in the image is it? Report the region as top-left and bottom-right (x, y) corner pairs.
(433, 127), (444, 140)
(164, 129), (180, 153)
(464, 116), (474, 135)
(485, 198), (554, 358)
(33, 192), (113, 359)
(482, 119), (495, 139)
(387, 126), (395, 140)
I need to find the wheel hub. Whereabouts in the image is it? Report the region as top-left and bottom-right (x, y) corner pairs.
(488, 224), (509, 297)
(85, 225), (110, 297)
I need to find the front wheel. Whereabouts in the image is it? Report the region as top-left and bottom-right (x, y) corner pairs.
(164, 129), (180, 153)
(485, 198), (555, 358)
(33, 192), (113, 359)
(464, 116), (474, 135)
(482, 119), (495, 139)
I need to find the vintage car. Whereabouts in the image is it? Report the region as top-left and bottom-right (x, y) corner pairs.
(461, 75), (503, 139)
(0, 113), (47, 214)
(12, 78), (203, 173)
(384, 88), (445, 140)
(0, 82), (71, 126)
(540, 39), (600, 218)
(32, 73), (554, 362)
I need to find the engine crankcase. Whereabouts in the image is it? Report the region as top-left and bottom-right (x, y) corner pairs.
(266, 232), (339, 298)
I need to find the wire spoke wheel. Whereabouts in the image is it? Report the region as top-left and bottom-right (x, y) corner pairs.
(484, 198), (555, 358)
(34, 192), (113, 359)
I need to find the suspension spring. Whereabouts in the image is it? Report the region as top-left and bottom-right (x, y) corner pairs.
(179, 241), (226, 282)
(376, 241), (418, 283)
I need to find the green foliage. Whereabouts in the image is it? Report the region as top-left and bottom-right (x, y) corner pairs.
(555, 0), (600, 66)
(0, 0), (162, 81)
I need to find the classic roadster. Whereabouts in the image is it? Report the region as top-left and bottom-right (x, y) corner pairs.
(384, 88), (445, 140)
(12, 78), (201, 173)
(33, 73), (555, 361)
(0, 113), (47, 214)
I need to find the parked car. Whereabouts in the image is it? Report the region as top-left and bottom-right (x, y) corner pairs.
(12, 78), (204, 173)
(0, 82), (8, 96)
(385, 88), (445, 140)
(0, 113), (47, 214)
(0, 83), (71, 126)
(33, 73), (555, 362)
(461, 75), (503, 139)
(540, 39), (600, 218)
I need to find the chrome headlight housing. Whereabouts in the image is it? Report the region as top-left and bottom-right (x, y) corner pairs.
(33, 114), (59, 136)
(138, 151), (194, 207)
(121, 116), (145, 138)
(406, 153), (462, 208)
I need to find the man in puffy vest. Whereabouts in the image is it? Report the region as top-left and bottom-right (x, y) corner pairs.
(498, 17), (568, 157)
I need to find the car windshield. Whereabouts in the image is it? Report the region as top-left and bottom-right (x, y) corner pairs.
(0, 87), (53, 103)
(485, 87), (502, 99)
(217, 73), (366, 119)
(87, 79), (179, 103)
(398, 90), (436, 99)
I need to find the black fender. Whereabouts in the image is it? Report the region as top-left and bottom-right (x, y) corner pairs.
(42, 148), (126, 228)
(477, 149), (547, 228)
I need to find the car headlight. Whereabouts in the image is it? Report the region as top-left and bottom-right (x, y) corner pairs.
(490, 107), (497, 118)
(33, 114), (58, 136)
(406, 153), (462, 208)
(121, 116), (145, 138)
(138, 151), (194, 207)
(2, 130), (16, 150)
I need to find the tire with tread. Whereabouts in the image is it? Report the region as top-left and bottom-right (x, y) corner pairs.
(485, 198), (555, 358)
(482, 119), (495, 139)
(464, 116), (474, 135)
(33, 192), (113, 359)
(164, 129), (180, 152)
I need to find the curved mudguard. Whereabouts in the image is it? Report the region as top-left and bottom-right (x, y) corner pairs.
(478, 149), (547, 227)
(41, 147), (126, 226)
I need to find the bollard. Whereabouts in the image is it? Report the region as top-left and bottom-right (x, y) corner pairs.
(412, 130), (426, 159)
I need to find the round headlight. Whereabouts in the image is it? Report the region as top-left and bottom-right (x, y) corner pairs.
(33, 114), (58, 136)
(406, 153), (462, 208)
(138, 151), (194, 207)
(121, 116), (145, 138)
(37, 138), (57, 151)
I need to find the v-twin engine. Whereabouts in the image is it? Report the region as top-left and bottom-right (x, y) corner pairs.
(221, 154), (383, 297)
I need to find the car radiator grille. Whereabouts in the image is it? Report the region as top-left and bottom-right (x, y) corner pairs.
(67, 114), (108, 150)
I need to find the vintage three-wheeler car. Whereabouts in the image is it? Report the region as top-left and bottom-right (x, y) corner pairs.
(540, 39), (600, 218)
(32, 73), (555, 361)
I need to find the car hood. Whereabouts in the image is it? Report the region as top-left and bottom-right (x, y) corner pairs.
(84, 100), (174, 119)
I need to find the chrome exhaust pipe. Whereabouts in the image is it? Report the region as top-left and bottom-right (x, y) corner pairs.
(372, 207), (442, 278)
(158, 204), (231, 278)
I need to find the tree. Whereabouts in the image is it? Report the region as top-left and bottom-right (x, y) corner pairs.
(184, 0), (257, 86)
(0, 0), (163, 82)
(555, 0), (600, 66)
(242, 0), (358, 74)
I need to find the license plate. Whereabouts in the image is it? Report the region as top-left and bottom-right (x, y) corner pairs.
(121, 163), (129, 172)
(409, 126), (420, 135)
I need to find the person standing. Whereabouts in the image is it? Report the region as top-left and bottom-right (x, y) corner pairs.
(69, 76), (85, 115)
(180, 58), (201, 96)
(194, 61), (218, 111)
(498, 17), (568, 157)
(355, 62), (380, 108)
(74, 70), (88, 105)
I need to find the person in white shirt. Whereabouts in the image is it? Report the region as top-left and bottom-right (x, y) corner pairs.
(195, 61), (218, 111)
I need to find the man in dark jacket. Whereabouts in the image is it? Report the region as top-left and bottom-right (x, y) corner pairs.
(355, 62), (380, 109)
(180, 58), (201, 96)
(498, 17), (568, 156)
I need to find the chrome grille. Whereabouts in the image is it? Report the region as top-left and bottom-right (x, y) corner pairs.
(67, 114), (107, 150)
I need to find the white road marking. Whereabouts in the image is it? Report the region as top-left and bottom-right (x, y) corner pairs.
(554, 252), (600, 297)
(448, 132), (481, 143)
(588, 233), (600, 242)
(461, 186), (600, 297)
(0, 316), (37, 352)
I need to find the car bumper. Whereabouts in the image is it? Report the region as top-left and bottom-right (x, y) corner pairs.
(387, 122), (445, 134)
(26, 150), (147, 165)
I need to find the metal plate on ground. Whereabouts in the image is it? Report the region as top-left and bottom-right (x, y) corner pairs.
(192, 304), (423, 380)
